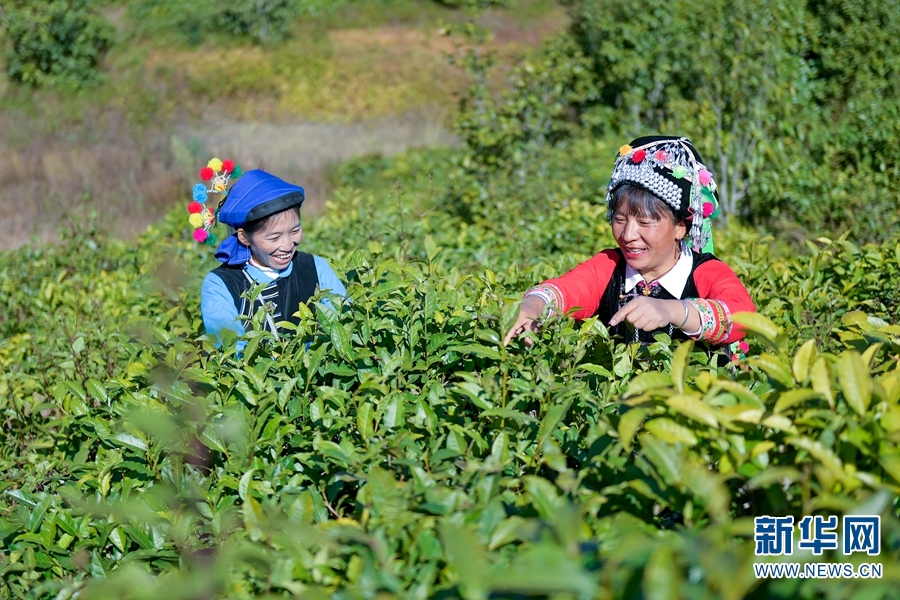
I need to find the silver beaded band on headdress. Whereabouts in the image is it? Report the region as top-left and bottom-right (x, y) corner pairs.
(608, 162), (683, 210)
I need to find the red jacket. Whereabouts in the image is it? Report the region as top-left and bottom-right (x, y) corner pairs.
(531, 249), (755, 345)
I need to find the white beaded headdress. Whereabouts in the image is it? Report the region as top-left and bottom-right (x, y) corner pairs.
(606, 136), (720, 253)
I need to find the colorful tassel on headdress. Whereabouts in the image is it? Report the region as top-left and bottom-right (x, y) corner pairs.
(187, 157), (242, 245)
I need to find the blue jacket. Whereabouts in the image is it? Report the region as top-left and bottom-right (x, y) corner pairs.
(201, 254), (346, 345)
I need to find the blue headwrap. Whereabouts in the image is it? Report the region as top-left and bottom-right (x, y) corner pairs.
(214, 169), (305, 265)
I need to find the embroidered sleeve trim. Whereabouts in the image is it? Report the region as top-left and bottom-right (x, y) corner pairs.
(684, 298), (733, 344)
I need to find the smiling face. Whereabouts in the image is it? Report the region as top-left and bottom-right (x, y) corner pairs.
(237, 208), (302, 270)
(609, 185), (686, 282)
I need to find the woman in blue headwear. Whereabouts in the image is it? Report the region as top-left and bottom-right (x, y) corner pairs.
(189, 161), (346, 343)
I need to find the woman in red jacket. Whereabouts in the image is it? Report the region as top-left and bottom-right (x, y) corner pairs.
(504, 135), (755, 350)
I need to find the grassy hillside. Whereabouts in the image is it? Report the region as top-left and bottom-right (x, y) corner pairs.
(0, 0), (565, 249)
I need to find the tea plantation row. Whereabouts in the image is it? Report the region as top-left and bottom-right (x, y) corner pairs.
(1, 145), (899, 598)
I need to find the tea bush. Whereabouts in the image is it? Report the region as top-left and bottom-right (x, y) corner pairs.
(1, 144), (899, 597)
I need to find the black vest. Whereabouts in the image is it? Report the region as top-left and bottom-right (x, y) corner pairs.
(596, 249), (718, 344)
(211, 252), (319, 333)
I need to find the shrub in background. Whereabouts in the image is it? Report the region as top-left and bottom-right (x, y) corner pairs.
(216, 0), (309, 44)
(454, 0), (900, 243)
(754, 0), (900, 241)
(0, 0), (114, 87)
(126, 0), (337, 45)
(434, 0), (509, 6)
(126, 0), (504, 47)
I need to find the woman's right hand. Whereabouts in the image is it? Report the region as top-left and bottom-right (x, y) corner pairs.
(503, 295), (548, 346)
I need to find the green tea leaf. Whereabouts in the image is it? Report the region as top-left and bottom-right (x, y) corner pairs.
(85, 379), (108, 405)
(238, 469), (255, 502)
(439, 521), (488, 600)
(199, 428), (227, 454)
(451, 344), (501, 361)
(788, 436), (844, 482)
(748, 354), (794, 387)
(773, 389), (822, 413)
(277, 377), (298, 409)
(638, 433), (682, 484)
(643, 546), (682, 600)
(578, 363), (614, 378)
(838, 351), (872, 415)
(878, 453), (900, 485)
(487, 516), (525, 550)
(671, 339), (693, 394)
(63, 381), (86, 403)
(861, 342), (884, 369)
(357, 401), (375, 440)
(382, 394), (407, 429)
(810, 356), (835, 408)
(523, 476), (561, 521)
(489, 544), (598, 596)
(792, 338), (818, 382)
(644, 418), (698, 446)
(746, 466), (800, 490)
(626, 372), (674, 396)
(732, 312), (785, 353)
(666, 394), (718, 428)
(618, 407), (650, 452)
(111, 432), (147, 453)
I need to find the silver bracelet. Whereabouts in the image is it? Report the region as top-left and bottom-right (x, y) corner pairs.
(678, 299), (690, 329)
(680, 299), (704, 336)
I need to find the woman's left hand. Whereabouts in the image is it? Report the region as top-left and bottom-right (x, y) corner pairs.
(609, 297), (681, 331)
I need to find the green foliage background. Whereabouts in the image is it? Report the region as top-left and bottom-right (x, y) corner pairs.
(125, 0), (338, 46)
(454, 0), (900, 242)
(0, 0), (114, 87)
(2, 0), (900, 598)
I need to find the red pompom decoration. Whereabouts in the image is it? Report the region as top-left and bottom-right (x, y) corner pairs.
(632, 149), (646, 163)
(702, 202), (715, 217)
(738, 341), (750, 353)
(193, 228), (209, 243)
(200, 167), (215, 181)
(222, 159), (235, 174)
(655, 150), (668, 162)
(188, 201), (204, 214)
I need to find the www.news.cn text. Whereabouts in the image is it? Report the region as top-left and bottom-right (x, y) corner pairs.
(753, 562), (883, 579)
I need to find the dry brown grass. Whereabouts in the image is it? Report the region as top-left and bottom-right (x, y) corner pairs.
(144, 6), (568, 123)
(147, 26), (461, 123)
(0, 108), (181, 249)
(0, 104), (458, 250)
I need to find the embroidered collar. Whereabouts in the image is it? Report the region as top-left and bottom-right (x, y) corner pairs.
(247, 257), (293, 281)
(624, 244), (693, 298)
